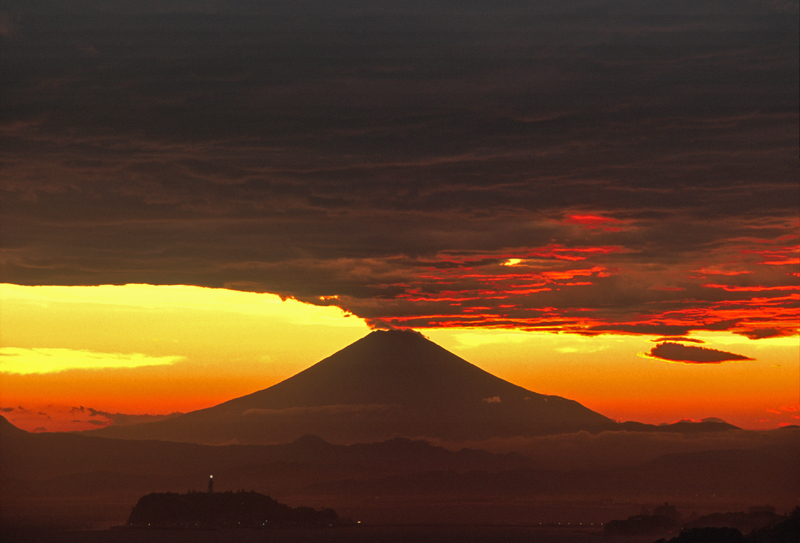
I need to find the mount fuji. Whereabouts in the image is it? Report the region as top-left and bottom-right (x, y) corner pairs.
(89, 330), (616, 444)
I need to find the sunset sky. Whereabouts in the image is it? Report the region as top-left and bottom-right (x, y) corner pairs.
(1, 2), (798, 433)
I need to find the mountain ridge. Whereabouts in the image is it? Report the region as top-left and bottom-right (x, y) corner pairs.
(2, 415), (795, 528)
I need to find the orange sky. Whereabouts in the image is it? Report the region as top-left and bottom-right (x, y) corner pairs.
(1, 283), (797, 433)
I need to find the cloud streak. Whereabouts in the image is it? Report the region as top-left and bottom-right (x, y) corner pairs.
(0, 348), (184, 375)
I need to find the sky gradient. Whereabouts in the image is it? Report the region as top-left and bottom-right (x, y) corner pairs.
(1, 284), (797, 432)
(1, 2), (798, 432)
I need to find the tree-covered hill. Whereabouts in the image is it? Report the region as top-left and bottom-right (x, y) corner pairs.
(127, 490), (338, 529)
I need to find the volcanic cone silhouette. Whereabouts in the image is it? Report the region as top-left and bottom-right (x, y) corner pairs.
(91, 330), (615, 444)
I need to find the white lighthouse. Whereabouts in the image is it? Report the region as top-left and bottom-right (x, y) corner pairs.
(208, 474), (214, 494)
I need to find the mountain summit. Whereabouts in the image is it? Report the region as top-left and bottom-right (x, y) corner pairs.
(91, 330), (615, 444)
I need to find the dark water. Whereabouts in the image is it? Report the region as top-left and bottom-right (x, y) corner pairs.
(1, 526), (661, 543)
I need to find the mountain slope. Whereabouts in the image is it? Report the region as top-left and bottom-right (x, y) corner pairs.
(89, 330), (616, 444)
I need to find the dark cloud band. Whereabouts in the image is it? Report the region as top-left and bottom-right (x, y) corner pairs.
(1, 1), (798, 338)
(646, 342), (755, 364)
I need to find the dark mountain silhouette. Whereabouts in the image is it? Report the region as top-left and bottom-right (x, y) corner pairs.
(2, 416), (796, 529)
(0, 414), (534, 527)
(0, 415), (29, 438)
(618, 420), (740, 433)
(86, 330), (616, 444)
(304, 444), (797, 506)
(0, 417), (529, 488)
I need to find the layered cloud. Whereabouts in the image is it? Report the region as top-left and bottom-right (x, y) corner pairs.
(243, 404), (394, 417)
(438, 426), (800, 471)
(82, 407), (183, 427)
(0, 403), (183, 432)
(1, 1), (797, 338)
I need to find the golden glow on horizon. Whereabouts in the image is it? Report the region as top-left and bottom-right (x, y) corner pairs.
(424, 327), (800, 429)
(0, 283), (370, 425)
(1, 284), (797, 432)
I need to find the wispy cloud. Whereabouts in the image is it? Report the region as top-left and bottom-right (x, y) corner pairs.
(0, 348), (184, 375)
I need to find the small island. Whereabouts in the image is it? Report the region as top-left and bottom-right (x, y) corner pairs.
(127, 485), (340, 529)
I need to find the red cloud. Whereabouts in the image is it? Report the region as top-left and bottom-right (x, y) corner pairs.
(563, 214), (626, 232)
